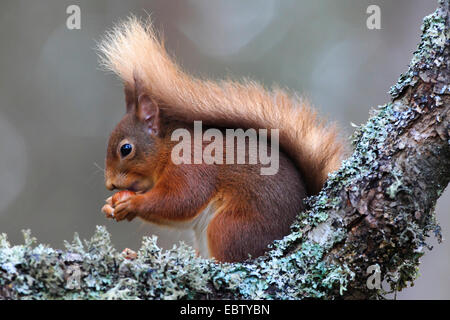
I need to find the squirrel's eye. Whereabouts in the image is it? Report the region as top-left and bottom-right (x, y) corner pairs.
(120, 143), (133, 158)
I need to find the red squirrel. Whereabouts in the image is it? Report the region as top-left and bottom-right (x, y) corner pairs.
(99, 17), (345, 262)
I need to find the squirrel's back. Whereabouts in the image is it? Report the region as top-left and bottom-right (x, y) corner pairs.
(98, 16), (345, 194)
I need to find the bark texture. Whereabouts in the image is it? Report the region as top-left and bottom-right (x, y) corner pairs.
(0, 0), (449, 300)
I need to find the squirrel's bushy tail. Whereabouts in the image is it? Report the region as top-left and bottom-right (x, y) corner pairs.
(98, 16), (345, 194)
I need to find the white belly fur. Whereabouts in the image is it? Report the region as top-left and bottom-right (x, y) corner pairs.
(191, 202), (217, 259)
(158, 200), (218, 259)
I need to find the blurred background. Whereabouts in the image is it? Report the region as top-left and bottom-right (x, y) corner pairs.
(0, 0), (447, 299)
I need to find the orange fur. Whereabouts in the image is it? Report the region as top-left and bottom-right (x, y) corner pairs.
(98, 16), (345, 194)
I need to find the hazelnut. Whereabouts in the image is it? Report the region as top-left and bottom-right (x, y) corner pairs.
(112, 190), (136, 206)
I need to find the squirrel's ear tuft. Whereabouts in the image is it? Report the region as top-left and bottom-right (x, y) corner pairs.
(124, 84), (136, 114)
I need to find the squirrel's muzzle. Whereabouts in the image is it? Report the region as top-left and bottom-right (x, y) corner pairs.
(105, 179), (116, 191)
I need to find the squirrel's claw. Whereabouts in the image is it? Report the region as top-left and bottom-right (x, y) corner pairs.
(101, 203), (115, 218)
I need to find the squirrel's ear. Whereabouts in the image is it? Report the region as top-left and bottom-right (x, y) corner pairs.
(133, 75), (160, 136)
(137, 94), (160, 135)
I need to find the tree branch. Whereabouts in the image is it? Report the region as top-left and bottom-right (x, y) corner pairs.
(0, 0), (449, 300)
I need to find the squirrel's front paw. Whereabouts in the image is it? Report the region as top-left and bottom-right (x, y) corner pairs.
(101, 203), (115, 219)
(102, 191), (138, 221)
(114, 195), (140, 222)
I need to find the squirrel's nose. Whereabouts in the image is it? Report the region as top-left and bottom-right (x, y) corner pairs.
(105, 179), (116, 191)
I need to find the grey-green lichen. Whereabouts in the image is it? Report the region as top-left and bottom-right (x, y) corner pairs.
(390, 0), (449, 98)
(325, 99), (446, 295)
(0, 226), (351, 299)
